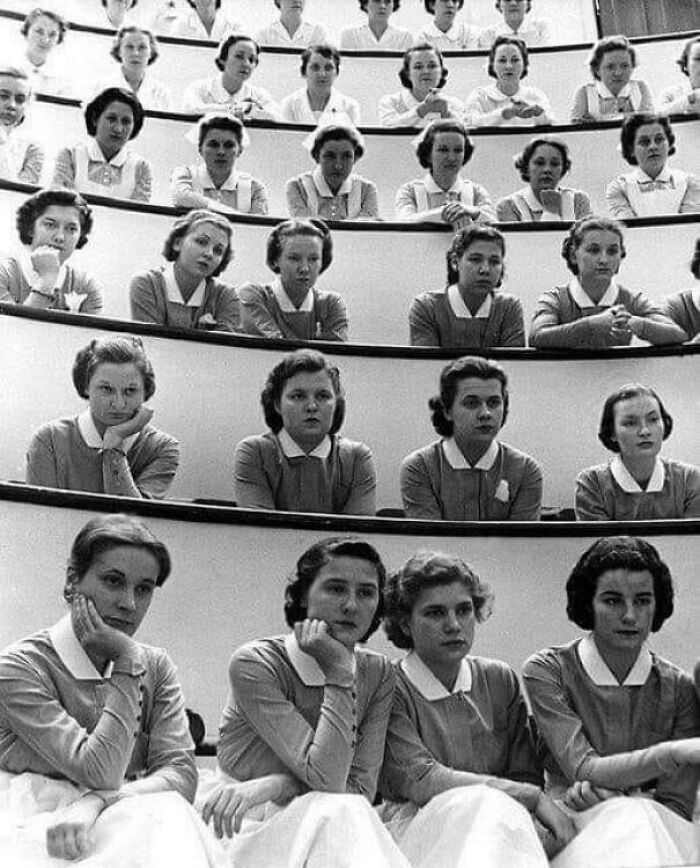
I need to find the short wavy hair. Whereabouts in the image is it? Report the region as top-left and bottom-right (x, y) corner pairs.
(215, 34), (259, 71)
(266, 219), (333, 275)
(16, 188), (93, 250)
(514, 136), (571, 182)
(72, 334), (156, 401)
(84, 87), (145, 139)
(619, 112), (675, 166)
(110, 26), (159, 65)
(561, 216), (626, 276)
(691, 238), (700, 280)
(284, 537), (386, 641)
(415, 118), (473, 170)
(566, 536), (674, 632)
(496, 0), (532, 10)
(196, 112), (246, 152)
(424, 0), (464, 10)
(488, 35), (529, 79)
(300, 43), (341, 76)
(359, 0), (400, 10)
(588, 35), (637, 81)
(260, 349), (346, 434)
(597, 383), (673, 453)
(676, 35), (700, 77)
(21, 7), (68, 43)
(429, 356), (509, 436)
(399, 43), (448, 91)
(446, 224), (505, 285)
(161, 210), (234, 277)
(384, 551), (494, 650)
(309, 124), (365, 162)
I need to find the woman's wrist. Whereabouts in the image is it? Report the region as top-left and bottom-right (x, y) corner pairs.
(29, 286), (55, 300)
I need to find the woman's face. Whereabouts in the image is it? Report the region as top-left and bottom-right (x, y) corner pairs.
(611, 394), (664, 462)
(87, 362), (145, 431)
(30, 204), (82, 263)
(366, 0), (394, 25)
(592, 568), (656, 659)
(303, 555), (380, 649)
(119, 30), (152, 75)
(498, 0), (528, 28)
(405, 582), (476, 672)
(222, 40), (258, 85)
(173, 221), (229, 279)
(318, 137), (356, 190)
(408, 49), (442, 94)
(445, 377), (505, 444)
(304, 51), (338, 91)
(25, 14), (61, 62)
(493, 43), (525, 86)
(687, 41), (700, 87)
(279, 0), (306, 16)
(0, 74), (30, 129)
(632, 122), (669, 177)
(457, 240), (504, 294)
(429, 131), (465, 178)
(527, 144), (565, 192)
(572, 229), (622, 286)
(598, 49), (633, 95)
(434, 0), (461, 30)
(93, 100), (135, 156)
(200, 126), (240, 176)
(276, 369), (337, 447)
(276, 234), (323, 295)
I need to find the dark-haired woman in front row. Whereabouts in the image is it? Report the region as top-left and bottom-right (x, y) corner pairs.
(523, 537), (700, 867)
(0, 515), (225, 867)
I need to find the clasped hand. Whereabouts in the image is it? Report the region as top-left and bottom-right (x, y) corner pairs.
(31, 245), (61, 285)
(46, 793), (104, 860)
(503, 98), (545, 120)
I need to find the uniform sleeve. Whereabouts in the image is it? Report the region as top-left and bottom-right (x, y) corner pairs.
(25, 426), (59, 488)
(409, 295), (441, 347)
(131, 434), (180, 499)
(529, 290), (602, 349)
(626, 292), (687, 345)
(285, 177), (311, 218)
(358, 181), (379, 219)
(0, 260), (16, 303)
(570, 85), (593, 123)
(574, 190), (593, 219)
(574, 468), (610, 520)
(238, 283), (284, 339)
(508, 455), (543, 521)
(317, 293), (348, 342)
(681, 465), (700, 517)
(472, 183), (496, 222)
(394, 182), (420, 219)
(638, 80), (655, 113)
(346, 98), (361, 126)
(18, 141), (45, 185)
(279, 94), (300, 123)
(463, 89), (507, 127)
(498, 296), (526, 347)
(250, 178), (269, 216)
(77, 275), (103, 314)
(659, 88), (697, 114)
(679, 172), (700, 214)
(342, 446), (377, 517)
(606, 176), (635, 219)
(378, 93), (420, 128)
(182, 80), (214, 114)
(653, 676), (700, 819)
(211, 285), (241, 332)
(496, 197), (522, 222)
(132, 159), (153, 202)
(251, 88), (281, 122)
(400, 451), (443, 519)
(661, 293), (693, 341)
(346, 660), (395, 801)
(52, 147), (77, 189)
(129, 273), (162, 324)
(531, 87), (555, 125)
(170, 165), (211, 210)
(233, 438), (276, 509)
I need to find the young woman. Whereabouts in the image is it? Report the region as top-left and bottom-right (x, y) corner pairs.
(394, 119), (496, 226)
(25, 335), (179, 499)
(170, 113), (269, 216)
(234, 350), (376, 515)
(0, 188), (102, 314)
(478, 0), (552, 48)
(606, 113), (700, 218)
(570, 35), (654, 123)
(16, 7), (71, 96)
(99, 25), (172, 111)
(153, 0), (240, 40)
(523, 537), (700, 868)
(0, 66), (44, 185)
(496, 137), (592, 222)
(280, 44), (361, 126)
(0, 514), (224, 867)
(663, 238), (700, 342)
(340, 0), (413, 52)
(409, 225), (525, 348)
(575, 384), (700, 520)
(380, 552), (575, 867)
(463, 35), (554, 127)
(238, 219), (347, 341)
(415, 0), (480, 52)
(129, 210), (239, 331)
(400, 356), (543, 520)
(529, 217), (686, 349)
(255, 0), (329, 48)
(659, 36), (700, 116)
(52, 86), (153, 202)
(379, 45), (464, 128)
(286, 125), (378, 220)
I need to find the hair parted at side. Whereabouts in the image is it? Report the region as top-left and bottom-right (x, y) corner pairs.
(16, 188), (93, 249)
(359, 0), (401, 10)
(496, 0), (532, 11)
(446, 224), (505, 285)
(430, 356), (509, 436)
(399, 43), (448, 91)
(488, 35), (529, 79)
(415, 118), (473, 170)
(588, 35), (636, 80)
(424, 0), (464, 11)
(215, 34), (259, 71)
(597, 382), (673, 453)
(561, 216), (626, 275)
(619, 112), (675, 165)
(110, 26), (159, 65)
(514, 136), (571, 182)
(21, 7), (68, 42)
(162, 209), (234, 277)
(196, 112), (246, 152)
(266, 218), (333, 275)
(309, 124), (365, 163)
(72, 334), (156, 401)
(84, 87), (145, 139)
(300, 43), (341, 76)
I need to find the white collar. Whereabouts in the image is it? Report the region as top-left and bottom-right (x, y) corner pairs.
(596, 80), (632, 100)
(578, 634), (652, 687)
(18, 244), (67, 290)
(194, 162), (239, 191)
(401, 651), (472, 700)
(610, 455), (665, 493)
(442, 437), (498, 470)
(447, 283), (492, 319)
(271, 276), (314, 312)
(284, 632), (355, 685)
(278, 427), (331, 459)
(424, 20), (461, 42)
(483, 83), (517, 103)
(48, 614), (114, 680)
(213, 76), (251, 103)
(423, 172), (463, 195)
(568, 276), (620, 308)
(77, 409), (140, 452)
(311, 164), (352, 198)
(86, 137), (128, 167)
(163, 263), (205, 307)
(630, 165), (673, 184)
(401, 88), (421, 110)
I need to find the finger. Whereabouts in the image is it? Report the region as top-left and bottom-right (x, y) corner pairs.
(201, 793), (215, 826)
(211, 793), (226, 839)
(75, 827), (91, 857)
(224, 795), (241, 839)
(62, 827), (80, 861)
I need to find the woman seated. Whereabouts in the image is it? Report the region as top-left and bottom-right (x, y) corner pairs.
(129, 210), (239, 331)
(496, 136), (592, 222)
(182, 35), (280, 121)
(0, 188), (102, 314)
(52, 86), (152, 202)
(478, 0), (552, 48)
(15, 7), (71, 96)
(239, 219), (347, 341)
(0, 514), (224, 868)
(606, 113), (700, 219)
(659, 36), (700, 117)
(234, 349), (376, 515)
(395, 119), (496, 226)
(523, 537), (700, 868)
(380, 552), (574, 867)
(340, 0), (413, 52)
(286, 124), (378, 220)
(197, 537), (406, 867)
(0, 65), (44, 184)
(414, 0), (480, 53)
(463, 35), (554, 127)
(410, 225), (525, 348)
(663, 238), (700, 343)
(379, 44), (464, 128)
(255, 0), (329, 48)
(170, 113), (269, 215)
(101, 0), (144, 29)
(152, 0), (240, 40)
(400, 356), (543, 520)
(280, 44), (361, 126)
(575, 383), (700, 521)
(96, 25), (172, 111)
(529, 217), (685, 349)
(570, 35), (654, 123)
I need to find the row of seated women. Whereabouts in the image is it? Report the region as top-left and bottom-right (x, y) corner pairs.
(2, 188), (699, 348)
(0, 516), (698, 866)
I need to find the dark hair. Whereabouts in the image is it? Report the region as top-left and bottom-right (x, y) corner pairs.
(384, 551), (493, 650)
(284, 537), (386, 641)
(84, 87), (144, 140)
(429, 356), (509, 436)
(261, 349), (346, 434)
(561, 217), (626, 276)
(424, 0), (464, 10)
(691, 238), (700, 280)
(359, 0), (401, 10)
(16, 188), (93, 249)
(162, 210), (234, 277)
(110, 26), (159, 65)
(588, 35), (637, 81)
(514, 137), (571, 182)
(67, 514), (169, 592)
(446, 225), (505, 285)
(72, 335), (156, 401)
(186, 0), (221, 8)
(21, 7), (68, 43)
(309, 124), (365, 162)
(215, 34), (259, 72)
(101, 0), (139, 6)
(300, 43), (341, 76)
(597, 383), (673, 453)
(619, 112), (675, 166)
(496, 0), (532, 10)
(676, 36), (700, 77)
(566, 536), (673, 632)
(197, 113), (245, 152)
(416, 118), (473, 170)
(488, 35), (529, 79)
(399, 43), (448, 91)
(266, 219), (333, 275)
